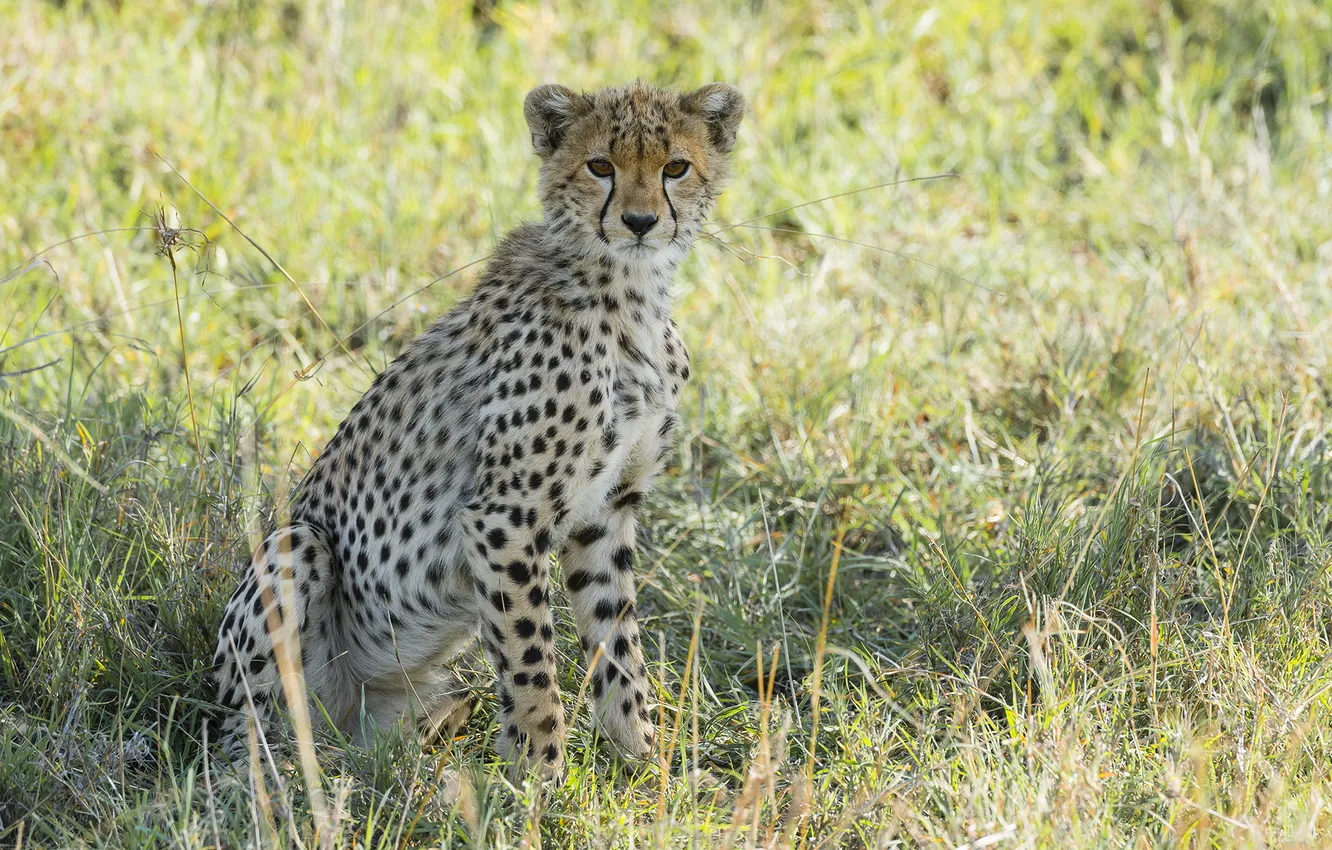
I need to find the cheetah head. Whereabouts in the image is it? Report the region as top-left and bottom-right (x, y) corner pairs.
(524, 81), (745, 268)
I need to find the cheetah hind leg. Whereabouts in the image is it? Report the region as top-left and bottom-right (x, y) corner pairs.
(212, 524), (346, 767)
(418, 686), (477, 746)
(356, 666), (477, 748)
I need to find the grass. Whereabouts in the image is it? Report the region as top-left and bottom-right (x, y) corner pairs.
(2, 0), (1331, 845)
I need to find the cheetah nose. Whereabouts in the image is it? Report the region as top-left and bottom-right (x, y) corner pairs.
(621, 212), (658, 237)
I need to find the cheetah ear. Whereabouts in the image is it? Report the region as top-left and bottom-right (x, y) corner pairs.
(524, 84), (587, 157)
(683, 82), (746, 154)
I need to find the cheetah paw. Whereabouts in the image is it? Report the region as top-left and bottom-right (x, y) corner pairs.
(499, 724), (566, 784)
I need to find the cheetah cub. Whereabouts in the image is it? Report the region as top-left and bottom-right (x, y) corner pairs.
(212, 81), (744, 778)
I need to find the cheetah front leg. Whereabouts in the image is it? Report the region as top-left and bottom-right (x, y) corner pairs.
(463, 388), (599, 779)
(464, 501), (567, 779)
(561, 489), (655, 759)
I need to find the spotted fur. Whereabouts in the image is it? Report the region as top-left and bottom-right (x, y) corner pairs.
(212, 81), (745, 779)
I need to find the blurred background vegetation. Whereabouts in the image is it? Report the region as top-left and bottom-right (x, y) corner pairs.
(1, 0), (1330, 846)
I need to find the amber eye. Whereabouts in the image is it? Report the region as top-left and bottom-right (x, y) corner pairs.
(587, 158), (615, 177)
(663, 160), (690, 179)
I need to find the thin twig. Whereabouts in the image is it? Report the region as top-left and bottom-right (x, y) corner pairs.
(154, 152), (370, 377)
(255, 256), (490, 422)
(156, 209), (206, 471)
(1, 229), (158, 284)
(0, 358), (62, 379)
(806, 518), (848, 777)
(700, 231), (810, 275)
(201, 725), (223, 850)
(796, 516), (849, 848)
(708, 171), (961, 236)
(728, 223), (1000, 295)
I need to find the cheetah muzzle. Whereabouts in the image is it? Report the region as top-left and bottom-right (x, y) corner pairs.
(211, 81), (745, 781)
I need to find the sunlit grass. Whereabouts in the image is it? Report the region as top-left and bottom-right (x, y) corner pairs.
(2, 0), (1331, 846)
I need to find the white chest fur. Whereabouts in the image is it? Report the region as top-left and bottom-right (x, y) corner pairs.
(566, 320), (672, 528)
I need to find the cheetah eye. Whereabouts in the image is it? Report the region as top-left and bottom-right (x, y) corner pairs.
(587, 159), (615, 178)
(663, 160), (690, 179)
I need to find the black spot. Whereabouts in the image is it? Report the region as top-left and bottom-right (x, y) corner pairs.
(571, 524), (606, 546)
(613, 491), (643, 512)
(507, 560), (531, 584)
(612, 546), (634, 572)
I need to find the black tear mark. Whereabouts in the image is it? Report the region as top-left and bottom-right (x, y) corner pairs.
(597, 176), (616, 244)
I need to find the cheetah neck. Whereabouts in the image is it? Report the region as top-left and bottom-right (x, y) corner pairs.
(534, 225), (680, 327)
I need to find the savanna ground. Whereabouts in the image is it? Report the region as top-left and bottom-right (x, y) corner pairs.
(2, 0), (1331, 846)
